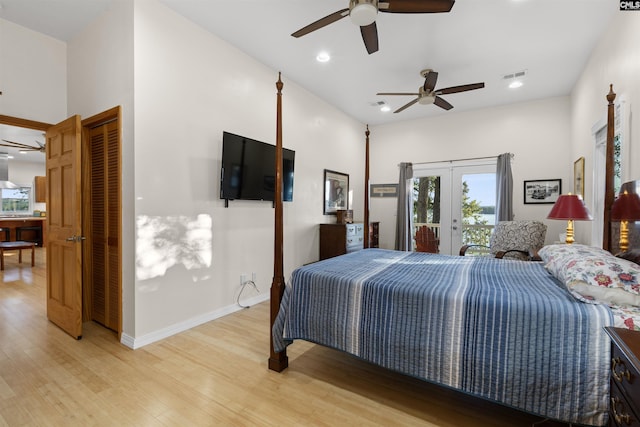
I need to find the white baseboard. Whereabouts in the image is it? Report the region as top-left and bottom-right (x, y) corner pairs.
(119, 293), (270, 349)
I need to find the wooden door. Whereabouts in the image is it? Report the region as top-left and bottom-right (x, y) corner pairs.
(87, 120), (121, 332)
(46, 115), (83, 339)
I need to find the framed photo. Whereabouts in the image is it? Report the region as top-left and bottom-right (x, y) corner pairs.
(324, 169), (349, 214)
(524, 179), (562, 204)
(574, 156), (585, 198)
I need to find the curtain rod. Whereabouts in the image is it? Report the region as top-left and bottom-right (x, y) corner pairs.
(408, 153), (513, 167)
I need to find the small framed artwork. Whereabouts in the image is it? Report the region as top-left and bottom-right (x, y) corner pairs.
(574, 156), (585, 198)
(524, 179), (562, 204)
(370, 183), (399, 198)
(324, 169), (349, 215)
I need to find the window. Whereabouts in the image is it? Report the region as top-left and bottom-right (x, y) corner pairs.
(1, 187), (31, 214)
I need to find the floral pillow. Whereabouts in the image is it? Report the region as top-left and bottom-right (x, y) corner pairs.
(560, 256), (640, 306)
(539, 243), (610, 265)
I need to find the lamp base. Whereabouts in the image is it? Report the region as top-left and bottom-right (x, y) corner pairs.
(619, 220), (630, 252)
(565, 219), (575, 245)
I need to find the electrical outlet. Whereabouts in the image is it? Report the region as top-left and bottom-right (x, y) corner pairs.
(240, 274), (247, 286)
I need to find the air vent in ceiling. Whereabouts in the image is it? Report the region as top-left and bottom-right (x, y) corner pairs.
(503, 70), (527, 81)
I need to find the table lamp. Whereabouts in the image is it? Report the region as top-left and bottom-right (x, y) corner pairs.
(611, 190), (640, 252)
(547, 193), (593, 244)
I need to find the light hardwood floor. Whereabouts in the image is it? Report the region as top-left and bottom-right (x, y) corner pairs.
(0, 248), (570, 426)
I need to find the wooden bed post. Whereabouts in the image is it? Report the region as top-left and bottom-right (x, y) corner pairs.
(269, 72), (288, 372)
(603, 84), (616, 251)
(364, 125), (370, 249)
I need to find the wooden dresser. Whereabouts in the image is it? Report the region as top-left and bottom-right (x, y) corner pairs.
(319, 223), (364, 260)
(605, 327), (640, 426)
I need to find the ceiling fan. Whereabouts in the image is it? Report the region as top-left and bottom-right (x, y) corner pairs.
(0, 139), (46, 153)
(377, 69), (485, 113)
(291, 0), (455, 54)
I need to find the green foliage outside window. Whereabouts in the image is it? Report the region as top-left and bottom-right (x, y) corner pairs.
(413, 177), (492, 248)
(1, 188), (31, 213)
(460, 180), (492, 247)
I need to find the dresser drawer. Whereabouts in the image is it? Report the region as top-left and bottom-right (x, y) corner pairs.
(612, 340), (640, 418)
(345, 223), (364, 252)
(346, 223), (364, 237)
(611, 380), (640, 426)
(606, 328), (640, 427)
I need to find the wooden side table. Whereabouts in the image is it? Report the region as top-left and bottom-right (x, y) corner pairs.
(605, 327), (640, 426)
(0, 241), (35, 270)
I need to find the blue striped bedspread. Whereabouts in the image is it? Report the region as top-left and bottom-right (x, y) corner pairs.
(273, 248), (614, 426)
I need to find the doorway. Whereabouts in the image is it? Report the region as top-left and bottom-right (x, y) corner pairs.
(0, 111), (122, 338)
(413, 160), (496, 255)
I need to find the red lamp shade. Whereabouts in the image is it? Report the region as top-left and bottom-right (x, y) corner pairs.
(547, 194), (593, 221)
(611, 191), (640, 221)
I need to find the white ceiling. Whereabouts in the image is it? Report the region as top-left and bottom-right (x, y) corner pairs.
(0, 0), (617, 131)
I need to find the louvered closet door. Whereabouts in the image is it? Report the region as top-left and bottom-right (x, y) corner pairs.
(88, 121), (120, 332)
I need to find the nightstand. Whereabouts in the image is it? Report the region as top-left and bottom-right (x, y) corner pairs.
(605, 327), (640, 426)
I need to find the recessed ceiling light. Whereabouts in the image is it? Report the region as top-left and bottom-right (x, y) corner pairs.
(509, 80), (523, 89)
(380, 105), (391, 112)
(316, 52), (330, 63)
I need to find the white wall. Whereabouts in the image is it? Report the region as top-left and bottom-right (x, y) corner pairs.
(570, 13), (640, 244)
(369, 96), (572, 249)
(129, 0), (364, 341)
(0, 18), (67, 123)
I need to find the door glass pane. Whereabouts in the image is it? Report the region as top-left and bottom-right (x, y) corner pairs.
(413, 176), (441, 252)
(461, 173), (495, 255)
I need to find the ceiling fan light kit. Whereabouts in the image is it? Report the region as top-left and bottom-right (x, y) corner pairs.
(350, 0), (378, 26)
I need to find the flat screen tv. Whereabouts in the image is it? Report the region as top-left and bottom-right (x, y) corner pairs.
(220, 131), (295, 202)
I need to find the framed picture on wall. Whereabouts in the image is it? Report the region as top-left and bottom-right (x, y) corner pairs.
(524, 179), (562, 204)
(574, 157), (585, 198)
(324, 169), (349, 215)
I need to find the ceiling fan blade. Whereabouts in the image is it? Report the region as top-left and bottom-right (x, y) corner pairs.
(423, 71), (438, 92)
(360, 22), (379, 54)
(1, 139), (40, 150)
(394, 98), (420, 113)
(291, 8), (349, 38)
(435, 82), (485, 95)
(434, 96), (454, 110)
(377, 92), (420, 96)
(380, 0), (455, 13)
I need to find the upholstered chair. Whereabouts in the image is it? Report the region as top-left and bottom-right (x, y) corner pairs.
(459, 220), (547, 261)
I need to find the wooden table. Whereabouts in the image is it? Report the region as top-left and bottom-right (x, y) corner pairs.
(0, 241), (35, 270)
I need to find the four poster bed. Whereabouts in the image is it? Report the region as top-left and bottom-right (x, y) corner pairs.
(268, 82), (640, 426)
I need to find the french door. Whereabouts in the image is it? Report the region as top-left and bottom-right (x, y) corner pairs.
(413, 160), (496, 255)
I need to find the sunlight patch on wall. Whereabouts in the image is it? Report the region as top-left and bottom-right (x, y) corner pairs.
(136, 214), (212, 281)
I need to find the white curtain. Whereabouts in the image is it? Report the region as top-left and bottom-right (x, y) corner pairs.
(496, 153), (514, 222)
(395, 162), (414, 251)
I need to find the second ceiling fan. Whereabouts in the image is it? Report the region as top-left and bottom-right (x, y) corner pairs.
(0, 138), (46, 153)
(291, 0), (455, 54)
(377, 69), (485, 113)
